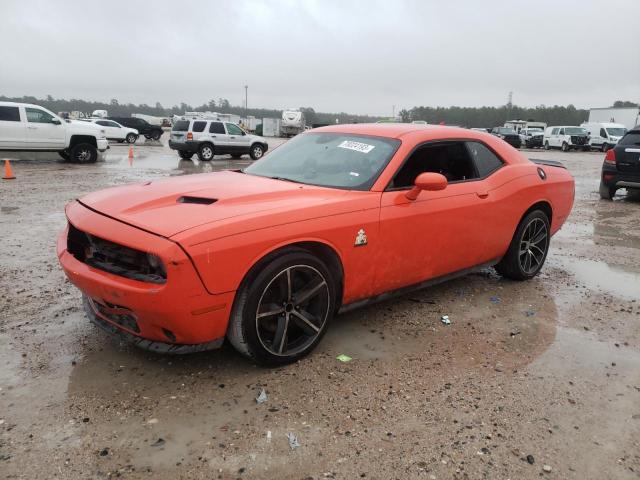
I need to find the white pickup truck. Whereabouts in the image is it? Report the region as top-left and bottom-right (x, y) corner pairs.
(0, 101), (108, 163)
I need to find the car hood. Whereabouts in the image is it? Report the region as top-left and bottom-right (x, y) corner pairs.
(68, 120), (104, 135)
(77, 170), (356, 238)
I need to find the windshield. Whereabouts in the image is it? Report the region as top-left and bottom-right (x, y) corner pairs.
(244, 133), (400, 191)
(496, 128), (516, 134)
(606, 127), (627, 137)
(565, 127), (587, 135)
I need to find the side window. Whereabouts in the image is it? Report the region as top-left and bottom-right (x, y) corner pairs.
(551, 128), (558, 135)
(600, 128), (607, 138)
(25, 107), (56, 124)
(209, 122), (225, 134)
(559, 128), (565, 135)
(465, 142), (503, 177)
(95, 120), (108, 126)
(0, 106), (21, 122)
(108, 121), (121, 128)
(192, 121), (206, 133)
(390, 142), (478, 189)
(226, 123), (243, 135)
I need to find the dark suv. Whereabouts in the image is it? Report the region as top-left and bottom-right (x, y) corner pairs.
(107, 117), (163, 141)
(599, 127), (640, 199)
(491, 127), (522, 148)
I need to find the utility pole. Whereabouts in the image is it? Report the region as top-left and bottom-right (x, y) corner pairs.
(244, 85), (248, 120)
(392, 104), (396, 119)
(507, 91), (513, 121)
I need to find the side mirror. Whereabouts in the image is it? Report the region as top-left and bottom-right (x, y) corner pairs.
(52, 119), (61, 125)
(405, 172), (448, 201)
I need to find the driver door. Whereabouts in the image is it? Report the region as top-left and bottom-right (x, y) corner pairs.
(225, 122), (250, 154)
(374, 141), (494, 294)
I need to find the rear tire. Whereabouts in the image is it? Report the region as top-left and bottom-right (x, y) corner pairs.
(561, 142), (569, 152)
(197, 143), (214, 161)
(151, 130), (162, 141)
(599, 181), (615, 200)
(178, 150), (193, 159)
(544, 141), (549, 150)
(495, 210), (550, 281)
(601, 143), (609, 152)
(227, 249), (337, 366)
(126, 133), (137, 144)
(250, 143), (264, 160)
(70, 143), (98, 163)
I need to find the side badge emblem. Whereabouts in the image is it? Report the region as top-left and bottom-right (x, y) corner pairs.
(355, 228), (367, 247)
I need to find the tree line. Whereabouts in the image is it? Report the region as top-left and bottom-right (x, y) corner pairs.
(1, 94), (636, 127)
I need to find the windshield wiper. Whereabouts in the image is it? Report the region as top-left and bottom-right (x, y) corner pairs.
(268, 176), (300, 183)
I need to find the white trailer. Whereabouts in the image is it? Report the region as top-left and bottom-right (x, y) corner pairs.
(132, 113), (168, 126)
(504, 120), (547, 133)
(588, 107), (640, 130)
(280, 109), (306, 137)
(262, 118), (281, 137)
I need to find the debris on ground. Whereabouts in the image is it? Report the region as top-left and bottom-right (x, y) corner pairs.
(523, 309), (536, 317)
(336, 354), (352, 362)
(543, 464), (552, 472)
(99, 448), (109, 457)
(441, 315), (451, 325)
(266, 431), (272, 442)
(510, 330), (522, 337)
(256, 389), (268, 404)
(151, 438), (165, 447)
(490, 296), (501, 304)
(286, 432), (300, 449)
(526, 454), (535, 464)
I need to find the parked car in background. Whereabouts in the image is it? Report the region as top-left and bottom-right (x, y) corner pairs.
(0, 101), (107, 163)
(471, 127), (492, 133)
(107, 116), (163, 141)
(57, 124), (574, 365)
(599, 127), (640, 199)
(491, 127), (522, 148)
(87, 119), (138, 143)
(581, 122), (627, 152)
(519, 128), (544, 148)
(169, 118), (268, 161)
(543, 126), (590, 151)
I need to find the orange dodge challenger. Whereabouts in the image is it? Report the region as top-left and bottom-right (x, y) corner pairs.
(57, 124), (574, 365)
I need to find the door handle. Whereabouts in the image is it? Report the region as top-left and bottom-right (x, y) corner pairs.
(27, 126), (37, 129)
(229, 136), (236, 139)
(476, 190), (489, 199)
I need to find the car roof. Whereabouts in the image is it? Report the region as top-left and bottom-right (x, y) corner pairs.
(0, 101), (48, 109)
(311, 123), (481, 140)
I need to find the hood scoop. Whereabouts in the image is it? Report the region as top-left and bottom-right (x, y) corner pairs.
(177, 196), (217, 205)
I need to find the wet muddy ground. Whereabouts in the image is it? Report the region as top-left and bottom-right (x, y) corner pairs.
(1, 139), (639, 479)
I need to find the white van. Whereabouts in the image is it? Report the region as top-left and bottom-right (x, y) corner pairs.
(543, 126), (590, 151)
(580, 122), (627, 152)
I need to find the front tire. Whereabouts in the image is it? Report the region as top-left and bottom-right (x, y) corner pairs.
(601, 143), (609, 152)
(227, 249), (337, 366)
(70, 143), (98, 163)
(126, 133), (137, 144)
(561, 142), (569, 152)
(599, 181), (615, 200)
(495, 210), (550, 280)
(151, 131), (162, 141)
(544, 141), (549, 150)
(250, 144), (265, 160)
(197, 143), (215, 161)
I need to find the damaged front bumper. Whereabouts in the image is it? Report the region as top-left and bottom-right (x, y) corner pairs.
(57, 200), (235, 353)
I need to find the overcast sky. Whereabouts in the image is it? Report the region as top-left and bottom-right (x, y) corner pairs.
(1, 0), (639, 116)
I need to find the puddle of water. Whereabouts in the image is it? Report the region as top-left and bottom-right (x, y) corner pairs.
(555, 257), (640, 299)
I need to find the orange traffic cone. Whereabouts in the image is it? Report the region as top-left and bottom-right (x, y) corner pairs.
(2, 160), (16, 180)
(128, 146), (134, 159)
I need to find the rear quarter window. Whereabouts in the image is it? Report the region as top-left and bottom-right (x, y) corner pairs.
(465, 141), (503, 177)
(172, 120), (190, 132)
(0, 106), (21, 122)
(209, 122), (225, 134)
(192, 121), (206, 133)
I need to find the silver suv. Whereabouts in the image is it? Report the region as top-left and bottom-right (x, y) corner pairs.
(169, 119), (268, 161)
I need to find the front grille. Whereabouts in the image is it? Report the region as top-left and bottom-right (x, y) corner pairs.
(571, 135), (588, 145)
(67, 223), (166, 284)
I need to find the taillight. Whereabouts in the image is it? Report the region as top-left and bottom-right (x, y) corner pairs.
(187, 132), (193, 140)
(604, 149), (616, 165)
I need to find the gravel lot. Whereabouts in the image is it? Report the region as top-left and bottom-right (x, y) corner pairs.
(1, 137), (639, 479)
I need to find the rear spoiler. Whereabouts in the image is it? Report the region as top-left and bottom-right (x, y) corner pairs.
(530, 159), (566, 169)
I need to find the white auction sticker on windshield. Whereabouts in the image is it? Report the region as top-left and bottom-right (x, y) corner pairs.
(338, 140), (375, 154)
